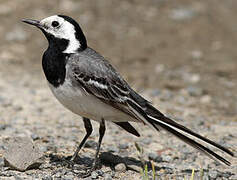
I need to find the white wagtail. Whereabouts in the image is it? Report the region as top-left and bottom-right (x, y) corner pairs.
(22, 15), (233, 170)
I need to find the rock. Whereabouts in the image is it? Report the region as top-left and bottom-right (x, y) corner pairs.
(84, 140), (97, 149)
(127, 164), (142, 172)
(3, 136), (43, 171)
(160, 90), (173, 101)
(148, 152), (162, 163)
(230, 174), (237, 180)
(161, 155), (172, 162)
(0, 157), (5, 167)
(150, 89), (161, 97)
(141, 137), (152, 145)
(118, 143), (129, 149)
(106, 146), (119, 153)
(96, 170), (104, 176)
(115, 163), (126, 172)
(42, 175), (53, 180)
(208, 170), (219, 179)
(31, 133), (40, 141)
(63, 174), (75, 180)
(187, 86), (204, 96)
(222, 171), (233, 178)
(104, 173), (113, 180)
(91, 171), (98, 179)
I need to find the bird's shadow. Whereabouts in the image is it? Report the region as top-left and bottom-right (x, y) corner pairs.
(48, 151), (165, 173)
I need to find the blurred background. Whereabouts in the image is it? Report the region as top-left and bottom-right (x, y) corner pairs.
(0, 0), (236, 179)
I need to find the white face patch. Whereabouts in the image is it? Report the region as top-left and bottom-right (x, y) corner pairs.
(40, 15), (80, 53)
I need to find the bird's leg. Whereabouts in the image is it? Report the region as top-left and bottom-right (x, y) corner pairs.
(91, 118), (105, 170)
(71, 117), (93, 161)
(81, 118), (105, 178)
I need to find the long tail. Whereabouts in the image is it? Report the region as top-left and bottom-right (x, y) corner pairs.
(127, 100), (234, 166)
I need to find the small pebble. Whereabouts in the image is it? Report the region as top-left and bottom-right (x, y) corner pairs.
(150, 89), (161, 97)
(208, 170), (218, 179)
(85, 140), (97, 149)
(115, 163), (126, 172)
(96, 170), (104, 176)
(148, 152), (162, 163)
(222, 171), (233, 178)
(118, 143), (129, 149)
(141, 138), (152, 145)
(187, 86), (204, 96)
(107, 146), (119, 153)
(31, 134), (40, 141)
(104, 173), (113, 180)
(53, 172), (61, 178)
(161, 155), (172, 162)
(63, 175), (75, 180)
(230, 174), (237, 180)
(0, 157), (5, 167)
(42, 175), (53, 180)
(91, 171), (98, 179)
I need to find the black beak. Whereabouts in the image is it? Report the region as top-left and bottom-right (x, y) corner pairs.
(22, 19), (42, 28)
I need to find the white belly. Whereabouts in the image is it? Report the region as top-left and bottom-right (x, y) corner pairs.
(48, 79), (136, 122)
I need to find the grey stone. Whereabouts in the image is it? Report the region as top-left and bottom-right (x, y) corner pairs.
(126, 164), (142, 172)
(31, 134), (40, 141)
(115, 163), (126, 172)
(118, 143), (129, 149)
(107, 146), (119, 153)
(91, 171), (98, 179)
(161, 155), (172, 162)
(3, 136), (43, 171)
(230, 174), (237, 180)
(141, 137), (152, 145)
(54, 172), (61, 178)
(104, 174), (113, 180)
(63, 175), (75, 180)
(96, 170), (104, 176)
(0, 124), (8, 130)
(148, 152), (162, 163)
(0, 157), (5, 167)
(160, 90), (173, 101)
(208, 170), (219, 179)
(85, 140), (97, 149)
(187, 86), (204, 96)
(222, 171), (233, 178)
(42, 175), (53, 180)
(150, 89), (161, 97)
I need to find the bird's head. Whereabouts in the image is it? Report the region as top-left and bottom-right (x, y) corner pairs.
(22, 15), (87, 53)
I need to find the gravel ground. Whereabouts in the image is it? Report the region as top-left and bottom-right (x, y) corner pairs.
(0, 0), (237, 179)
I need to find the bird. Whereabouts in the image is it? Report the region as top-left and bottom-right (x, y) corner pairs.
(22, 15), (233, 172)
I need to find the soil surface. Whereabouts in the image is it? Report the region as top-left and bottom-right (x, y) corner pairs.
(0, 0), (236, 179)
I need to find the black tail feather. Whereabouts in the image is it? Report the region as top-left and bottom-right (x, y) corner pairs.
(149, 117), (231, 166)
(156, 115), (234, 157)
(127, 100), (233, 166)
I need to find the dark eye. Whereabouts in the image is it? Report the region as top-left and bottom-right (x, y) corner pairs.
(52, 21), (59, 27)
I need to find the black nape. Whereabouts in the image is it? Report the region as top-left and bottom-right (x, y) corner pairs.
(58, 15), (87, 51)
